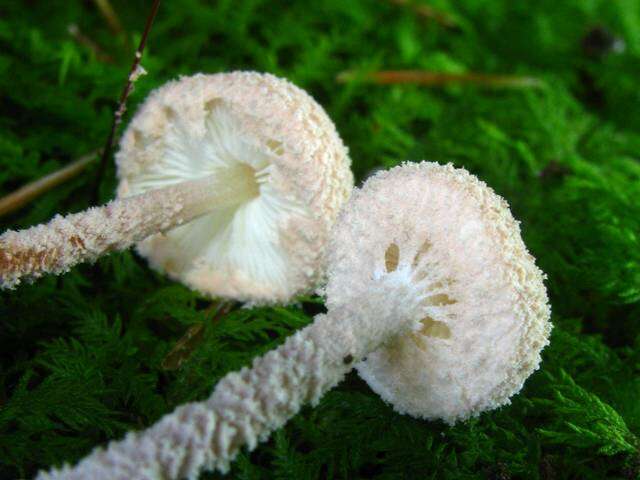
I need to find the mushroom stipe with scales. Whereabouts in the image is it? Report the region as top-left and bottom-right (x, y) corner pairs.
(0, 72), (353, 304)
(38, 162), (552, 480)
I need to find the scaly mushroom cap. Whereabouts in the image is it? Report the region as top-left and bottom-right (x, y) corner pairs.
(116, 72), (353, 304)
(324, 161), (551, 424)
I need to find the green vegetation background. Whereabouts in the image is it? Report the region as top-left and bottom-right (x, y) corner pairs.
(1, 0), (640, 478)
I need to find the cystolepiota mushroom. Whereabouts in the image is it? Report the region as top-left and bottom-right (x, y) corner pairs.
(0, 72), (353, 303)
(38, 162), (551, 479)
(329, 161), (551, 423)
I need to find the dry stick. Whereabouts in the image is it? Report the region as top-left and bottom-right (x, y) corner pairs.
(387, 0), (459, 29)
(68, 23), (115, 63)
(337, 70), (545, 89)
(0, 169), (257, 289)
(93, 0), (126, 37)
(0, 151), (99, 218)
(161, 302), (235, 371)
(161, 323), (207, 371)
(93, 0), (162, 199)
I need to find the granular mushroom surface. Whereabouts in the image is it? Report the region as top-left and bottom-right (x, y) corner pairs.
(0, 72), (352, 303)
(325, 161), (552, 423)
(35, 162), (551, 480)
(116, 71), (353, 304)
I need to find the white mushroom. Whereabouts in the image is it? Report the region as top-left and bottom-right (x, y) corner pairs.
(0, 72), (353, 303)
(328, 161), (552, 423)
(37, 162), (551, 480)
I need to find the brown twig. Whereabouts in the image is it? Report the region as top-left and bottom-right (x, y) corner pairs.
(67, 23), (115, 63)
(160, 323), (206, 371)
(93, 0), (126, 37)
(336, 70), (545, 89)
(0, 151), (99, 218)
(161, 302), (235, 371)
(387, 0), (459, 29)
(93, 0), (161, 200)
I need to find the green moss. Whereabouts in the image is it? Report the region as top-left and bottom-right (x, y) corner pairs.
(1, 0), (639, 478)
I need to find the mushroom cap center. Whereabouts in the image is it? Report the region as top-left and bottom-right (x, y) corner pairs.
(116, 72), (353, 303)
(119, 101), (312, 302)
(325, 161), (551, 424)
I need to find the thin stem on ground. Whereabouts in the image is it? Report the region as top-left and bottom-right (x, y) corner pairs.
(67, 23), (115, 63)
(93, 0), (162, 201)
(387, 0), (459, 29)
(0, 151), (99, 218)
(337, 70), (545, 89)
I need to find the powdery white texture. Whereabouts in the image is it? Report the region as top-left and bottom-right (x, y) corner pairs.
(37, 271), (424, 480)
(324, 161), (552, 424)
(116, 71), (353, 304)
(37, 162), (550, 479)
(0, 175), (238, 289)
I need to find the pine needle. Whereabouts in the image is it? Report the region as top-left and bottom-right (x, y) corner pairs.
(0, 151), (98, 217)
(336, 70), (545, 89)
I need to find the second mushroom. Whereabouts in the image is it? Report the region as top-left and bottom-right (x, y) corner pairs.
(0, 72), (353, 303)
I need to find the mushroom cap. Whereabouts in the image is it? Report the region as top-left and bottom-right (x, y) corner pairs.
(324, 161), (551, 424)
(116, 72), (353, 304)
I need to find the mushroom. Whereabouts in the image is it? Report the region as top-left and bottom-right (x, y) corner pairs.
(331, 161), (551, 422)
(38, 162), (551, 479)
(0, 72), (353, 303)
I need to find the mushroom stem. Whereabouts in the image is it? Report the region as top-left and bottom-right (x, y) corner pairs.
(0, 167), (259, 289)
(38, 292), (419, 480)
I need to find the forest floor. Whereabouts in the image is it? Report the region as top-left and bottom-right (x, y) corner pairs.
(1, 1), (640, 478)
